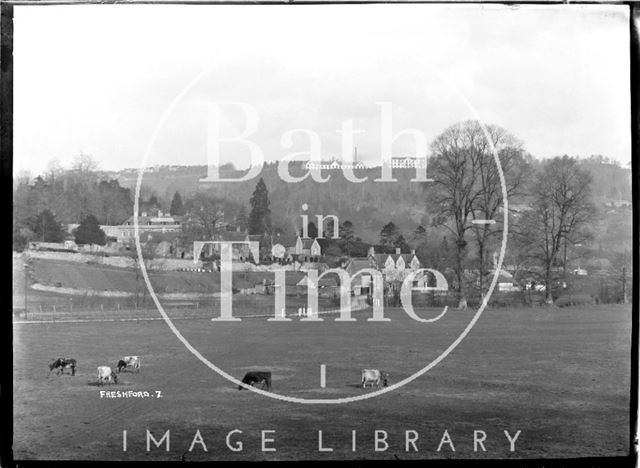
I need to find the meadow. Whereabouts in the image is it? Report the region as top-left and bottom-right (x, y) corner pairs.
(13, 304), (631, 461)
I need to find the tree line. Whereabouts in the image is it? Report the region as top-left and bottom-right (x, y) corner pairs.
(14, 121), (629, 305)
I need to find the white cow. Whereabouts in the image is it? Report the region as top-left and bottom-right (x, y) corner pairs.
(361, 369), (388, 388)
(97, 366), (118, 386)
(117, 356), (140, 373)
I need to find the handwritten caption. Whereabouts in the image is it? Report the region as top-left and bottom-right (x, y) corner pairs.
(100, 390), (163, 399)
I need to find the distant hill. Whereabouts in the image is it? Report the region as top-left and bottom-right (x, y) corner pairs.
(105, 158), (632, 250)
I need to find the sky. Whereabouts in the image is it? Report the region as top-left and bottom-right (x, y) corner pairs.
(13, 3), (631, 176)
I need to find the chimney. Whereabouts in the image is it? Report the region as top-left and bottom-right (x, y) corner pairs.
(368, 246), (375, 257)
(158, 210), (163, 217)
(395, 248), (401, 255)
(411, 249), (416, 255)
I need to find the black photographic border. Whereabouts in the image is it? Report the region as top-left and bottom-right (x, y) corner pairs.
(0, 2), (637, 467)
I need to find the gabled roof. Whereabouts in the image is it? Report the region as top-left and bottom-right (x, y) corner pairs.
(301, 238), (318, 250)
(371, 253), (417, 264)
(124, 215), (152, 225)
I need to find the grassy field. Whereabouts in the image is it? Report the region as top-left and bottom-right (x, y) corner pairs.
(13, 304), (631, 461)
(18, 259), (324, 312)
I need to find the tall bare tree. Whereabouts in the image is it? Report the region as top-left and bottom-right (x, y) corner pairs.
(468, 126), (532, 300)
(427, 121), (491, 301)
(517, 156), (594, 304)
(428, 121), (532, 303)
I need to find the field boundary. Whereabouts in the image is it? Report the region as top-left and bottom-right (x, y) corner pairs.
(13, 302), (369, 324)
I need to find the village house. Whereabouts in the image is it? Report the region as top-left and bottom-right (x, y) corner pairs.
(212, 231), (256, 262)
(342, 258), (376, 297)
(296, 274), (339, 298)
(67, 211), (183, 245)
(338, 247), (432, 297)
(368, 247), (421, 275)
(270, 235), (322, 263)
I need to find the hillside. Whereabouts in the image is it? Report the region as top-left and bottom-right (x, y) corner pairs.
(109, 159), (632, 247)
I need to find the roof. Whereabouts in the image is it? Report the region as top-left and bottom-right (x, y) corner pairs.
(297, 275), (339, 288)
(371, 253), (417, 265)
(301, 239), (317, 250)
(150, 217), (178, 223)
(124, 215), (182, 226)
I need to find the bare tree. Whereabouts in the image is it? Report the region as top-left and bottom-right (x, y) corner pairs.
(45, 158), (65, 182)
(427, 121), (494, 302)
(184, 192), (225, 241)
(69, 152), (100, 222)
(468, 127), (532, 300)
(71, 152), (100, 174)
(517, 156), (594, 304)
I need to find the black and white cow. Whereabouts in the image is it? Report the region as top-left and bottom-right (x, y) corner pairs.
(117, 356), (140, 373)
(238, 371), (272, 390)
(48, 358), (77, 376)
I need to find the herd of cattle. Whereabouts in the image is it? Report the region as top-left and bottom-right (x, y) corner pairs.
(47, 356), (140, 385)
(48, 358), (390, 389)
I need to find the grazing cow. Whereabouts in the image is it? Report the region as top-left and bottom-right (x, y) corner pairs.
(238, 371), (272, 391)
(97, 366), (118, 386)
(117, 356), (141, 373)
(48, 358), (77, 376)
(361, 369), (388, 388)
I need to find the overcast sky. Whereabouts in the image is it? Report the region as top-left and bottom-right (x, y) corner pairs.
(13, 4), (631, 176)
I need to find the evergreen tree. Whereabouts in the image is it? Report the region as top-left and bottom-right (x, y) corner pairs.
(236, 204), (248, 232)
(31, 209), (65, 242)
(169, 191), (185, 216)
(394, 234), (410, 252)
(74, 214), (106, 245)
(248, 178), (272, 235)
(379, 222), (401, 253)
(339, 220), (355, 256)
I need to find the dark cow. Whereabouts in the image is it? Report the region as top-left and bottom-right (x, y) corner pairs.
(48, 358), (77, 376)
(117, 356), (140, 373)
(238, 371), (272, 391)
